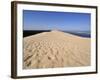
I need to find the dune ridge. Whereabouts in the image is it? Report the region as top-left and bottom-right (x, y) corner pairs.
(23, 30), (90, 69)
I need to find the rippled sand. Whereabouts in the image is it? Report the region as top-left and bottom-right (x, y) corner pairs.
(23, 30), (91, 69)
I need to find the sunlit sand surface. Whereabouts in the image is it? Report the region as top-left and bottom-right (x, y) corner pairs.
(23, 30), (91, 69)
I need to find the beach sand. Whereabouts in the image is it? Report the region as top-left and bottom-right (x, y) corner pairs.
(23, 30), (91, 69)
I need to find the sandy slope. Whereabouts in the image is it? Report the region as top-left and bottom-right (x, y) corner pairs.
(23, 30), (91, 69)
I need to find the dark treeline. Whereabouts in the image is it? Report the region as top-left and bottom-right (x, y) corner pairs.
(23, 30), (51, 37)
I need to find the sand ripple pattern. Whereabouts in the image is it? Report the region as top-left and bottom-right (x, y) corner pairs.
(23, 31), (91, 69)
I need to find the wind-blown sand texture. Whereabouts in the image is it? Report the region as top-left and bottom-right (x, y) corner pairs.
(23, 30), (91, 69)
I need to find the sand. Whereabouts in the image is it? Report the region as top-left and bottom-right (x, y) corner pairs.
(23, 30), (91, 69)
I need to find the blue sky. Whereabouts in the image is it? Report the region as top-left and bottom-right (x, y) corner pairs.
(23, 10), (91, 31)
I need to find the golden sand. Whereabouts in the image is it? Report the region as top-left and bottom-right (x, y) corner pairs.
(23, 30), (91, 69)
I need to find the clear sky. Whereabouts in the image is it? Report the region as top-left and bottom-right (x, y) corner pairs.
(23, 10), (91, 31)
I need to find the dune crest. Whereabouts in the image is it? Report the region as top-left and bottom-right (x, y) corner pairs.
(23, 31), (90, 69)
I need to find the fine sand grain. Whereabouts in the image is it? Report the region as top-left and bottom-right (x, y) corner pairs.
(23, 30), (91, 69)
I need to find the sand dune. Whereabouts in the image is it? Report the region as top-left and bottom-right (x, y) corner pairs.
(23, 30), (91, 69)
